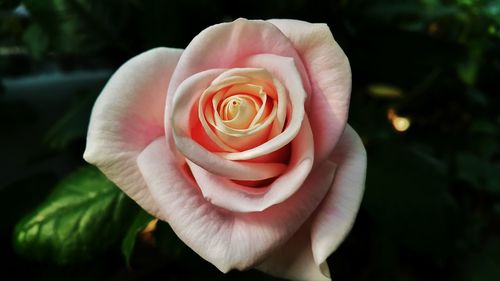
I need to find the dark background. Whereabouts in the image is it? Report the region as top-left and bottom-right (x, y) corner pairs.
(1, 0), (499, 280)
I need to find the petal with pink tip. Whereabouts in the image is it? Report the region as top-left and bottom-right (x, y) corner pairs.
(311, 125), (366, 273)
(256, 221), (330, 281)
(84, 47), (182, 217)
(171, 69), (287, 180)
(269, 19), (352, 163)
(187, 116), (314, 213)
(166, 18), (311, 133)
(217, 55), (306, 161)
(255, 125), (366, 281)
(137, 136), (336, 273)
(189, 60), (306, 161)
(198, 68), (281, 152)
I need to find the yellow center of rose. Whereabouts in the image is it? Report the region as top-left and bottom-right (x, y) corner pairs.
(213, 84), (274, 131)
(198, 69), (286, 152)
(219, 95), (258, 128)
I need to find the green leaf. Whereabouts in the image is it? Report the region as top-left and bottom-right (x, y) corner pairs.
(457, 43), (484, 86)
(121, 209), (154, 266)
(457, 60), (479, 86)
(13, 165), (135, 264)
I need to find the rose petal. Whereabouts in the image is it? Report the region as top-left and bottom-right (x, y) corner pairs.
(166, 18), (311, 135)
(84, 47), (182, 216)
(256, 125), (366, 281)
(200, 68), (281, 152)
(269, 19), (352, 163)
(256, 221), (330, 281)
(171, 69), (287, 180)
(311, 125), (366, 273)
(215, 56), (307, 161)
(234, 55), (289, 138)
(137, 136), (336, 273)
(187, 116), (314, 213)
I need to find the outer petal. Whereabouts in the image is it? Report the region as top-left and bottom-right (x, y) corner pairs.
(137, 137), (336, 273)
(256, 125), (366, 281)
(256, 221), (330, 281)
(84, 47), (182, 216)
(311, 125), (366, 274)
(269, 19), (352, 164)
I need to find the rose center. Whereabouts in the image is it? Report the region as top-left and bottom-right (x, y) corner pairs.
(197, 68), (287, 152)
(219, 94), (259, 129)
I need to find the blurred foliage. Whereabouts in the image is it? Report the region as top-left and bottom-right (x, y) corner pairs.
(0, 0), (20, 10)
(43, 89), (98, 150)
(1, 0), (499, 280)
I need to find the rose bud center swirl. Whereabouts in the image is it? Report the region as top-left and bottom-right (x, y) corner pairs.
(198, 69), (287, 154)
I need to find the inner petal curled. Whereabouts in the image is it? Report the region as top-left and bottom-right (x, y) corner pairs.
(170, 60), (307, 181)
(220, 95), (258, 128)
(199, 68), (285, 151)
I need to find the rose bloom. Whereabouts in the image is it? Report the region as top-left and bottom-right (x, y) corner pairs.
(84, 19), (366, 280)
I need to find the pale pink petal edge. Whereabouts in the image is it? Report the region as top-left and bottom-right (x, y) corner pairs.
(311, 124), (367, 274)
(84, 47), (182, 217)
(137, 136), (336, 273)
(187, 116), (314, 213)
(269, 19), (352, 164)
(257, 125), (366, 281)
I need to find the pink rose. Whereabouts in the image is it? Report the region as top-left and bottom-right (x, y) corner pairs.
(84, 18), (366, 280)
